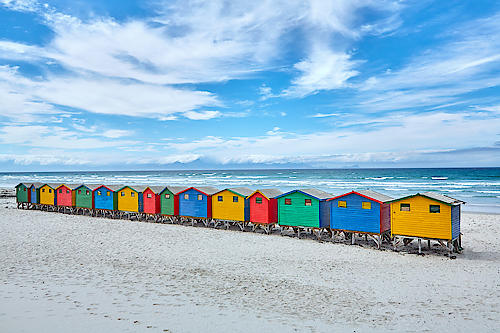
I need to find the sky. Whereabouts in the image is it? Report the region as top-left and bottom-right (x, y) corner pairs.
(0, 0), (499, 171)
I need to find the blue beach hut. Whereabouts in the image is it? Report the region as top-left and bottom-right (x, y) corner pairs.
(177, 186), (219, 219)
(328, 190), (393, 248)
(93, 185), (122, 211)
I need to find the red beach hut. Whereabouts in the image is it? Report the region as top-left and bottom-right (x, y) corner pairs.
(142, 186), (164, 215)
(56, 184), (76, 207)
(247, 189), (282, 233)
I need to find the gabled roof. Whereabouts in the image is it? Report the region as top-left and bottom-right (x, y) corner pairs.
(161, 186), (188, 194)
(389, 192), (465, 205)
(247, 188), (283, 199)
(276, 188), (333, 200)
(44, 183), (61, 189)
(328, 190), (393, 203)
(118, 185), (149, 193)
(31, 182), (44, 189)
(75, 184), (101, 191)
(178, 186), (219, 196)
(95, 184), (123, 192)
(16, 183), (30, 188)
(215, 187), (254, 197)
(56, 184), (81, 190)
(144, 186), (167, 194)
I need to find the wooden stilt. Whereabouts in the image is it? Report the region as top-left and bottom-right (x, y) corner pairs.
(418, 238), (422, 254)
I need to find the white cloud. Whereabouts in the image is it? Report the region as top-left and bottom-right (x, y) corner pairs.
(283, 44), (360, 97)
(310, 112), (339, 118)
(183, 110), (221, 120)
(0, 0), (38, 12)
(101, 129), (133, 139)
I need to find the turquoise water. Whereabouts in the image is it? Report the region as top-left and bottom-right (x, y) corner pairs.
(1, 168), (499, 213)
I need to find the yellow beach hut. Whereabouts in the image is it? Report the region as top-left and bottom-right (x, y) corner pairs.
(39, 183), (59, 206)
(389, 192), (464, 253)
(212, 187), (253, 222)
(117, 185), (147, 213)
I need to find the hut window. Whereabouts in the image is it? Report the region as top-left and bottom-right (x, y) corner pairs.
(429, 205), (440, 213)
(24, 188), (26, 192)
(147, 193), (152, 198)
(362, 202), (371, 210)
(338, 201), (346, 208)
(184, 194), (189, 200)
(131, 192), (135, 197)
(198, 195), (203, 201)
(165, 194), (170, 199)
(284, 198), (291, 205)
(49, 189), (52, 193)
(66, 190), (70, 194)
(86, 190), (89, 195)
(121, 192), (125, 196)
(107, 192), (110, 196)
(97, 191), (101, 196)
(233, 196), (238, 203)
(305, 199), (312, 206)
(218, 196), (223, 202)
(78, 190), (81, 194)
(400, 203), (410, 211)
(59, 189), (62, 193)
(42, 189), (45, 192)
(256, 197), (263, 204)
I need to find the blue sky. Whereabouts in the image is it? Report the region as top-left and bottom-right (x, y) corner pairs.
(0, 0), (499, 171)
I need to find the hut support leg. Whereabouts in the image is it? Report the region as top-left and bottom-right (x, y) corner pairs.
(351, 233), (355, 245)
(428, 240), (431, 250)
(418, 238), (422, 254)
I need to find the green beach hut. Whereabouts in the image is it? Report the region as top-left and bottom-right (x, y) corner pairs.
(15, 183), (30, 207)
(74, 184), (100, 210)
(160, 186), (187, 215)
(276, 189), (333, 229)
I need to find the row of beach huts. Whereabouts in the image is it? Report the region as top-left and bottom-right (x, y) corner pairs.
(15, 182), (464, 254)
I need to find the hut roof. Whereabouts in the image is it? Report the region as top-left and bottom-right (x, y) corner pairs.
(163, 186), (189, 194)
(45, 183), (61, 189)
(329, 190), (393, 203)
(276, 188), (333, 200)
(216, 187), (254, 197)
(121, 185), (149, 193)
(77, 184), (101, 191)
(179, 186), (219, 196)
(145, 186), (167, 194)
(32, 182), (44, 189)
(247, 188), (283, 199)
(57, 184), (81, 190)
(389, 192), (465, 205)
(16, 183), (29, 188)
(101, 184), (124, 192)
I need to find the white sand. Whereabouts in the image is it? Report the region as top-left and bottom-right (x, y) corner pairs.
(1, 197), (499, 332)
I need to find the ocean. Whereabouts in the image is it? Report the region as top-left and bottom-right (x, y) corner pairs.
(1, 168), (499, 213)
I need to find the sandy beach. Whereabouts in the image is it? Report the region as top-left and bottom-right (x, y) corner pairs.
(1, 195), (499, 332)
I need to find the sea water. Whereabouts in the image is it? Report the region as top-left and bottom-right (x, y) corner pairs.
(1, 168), (499, 213)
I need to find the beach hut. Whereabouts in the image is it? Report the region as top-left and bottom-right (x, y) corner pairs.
(212, 188), (253, 221)
(389, 192), (464, 253)
(275, 189), (333, 237)
(328, 190), (393, 248)
(39, 183), (58, 206)
(29, 183), (43, 205)
(177, 186), (219, 221)
(142, 186), (164, 215)
(247, 189), (282, 232)
(116, 185), (145, 213)
(15, 183), (30, 207)
(74, 184), (99, 210)
(93, 185), (121, 214)
(55, 184), (78, 208)
(160, 186), (187, 216)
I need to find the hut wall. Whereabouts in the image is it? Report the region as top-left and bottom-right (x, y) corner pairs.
(93, 187), (116, 210)
(212, 190), (246, 221)
(75, 187), (93, 209)
(278, 192), (320, 228)
(56, 186), (73, 206)
(178, 188), (209, 218)
(143, 189), (160, 214)
(30, 187), (38, 204)
(380, 203), (391, 233)
(117, 187), (139, 212)
(249, 192), (269, 224)
(451, 205), (461, 240)
(39, 185), (56, 205)
(330, 193), (381, 233)
(319, 200), (330, 228)
(160, 189), (175, 215)
(16, 185), (28, 203)
(268, 198), (278, 223)
(391, 196), (452, 240)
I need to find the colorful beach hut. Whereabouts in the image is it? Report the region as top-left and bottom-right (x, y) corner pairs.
(56, 184), (78, 207)
(389, 192), (464, 252)
(159, 186), (186, 216)
(276, 189), (333, 230)
(212, 187), (254, 222)
(142, 186), (163, 215)
(328, 190), (393, 248)
(247, 189), (282, 225)
(74, 184), (99, 209)
(93, 185), (121, 211)
(117, 185), (148, 213)
(29, 183), (43, 204)
(15, 183), (30, 205)
(39, 183), (59, 206)
(177, 186), (219, 219)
